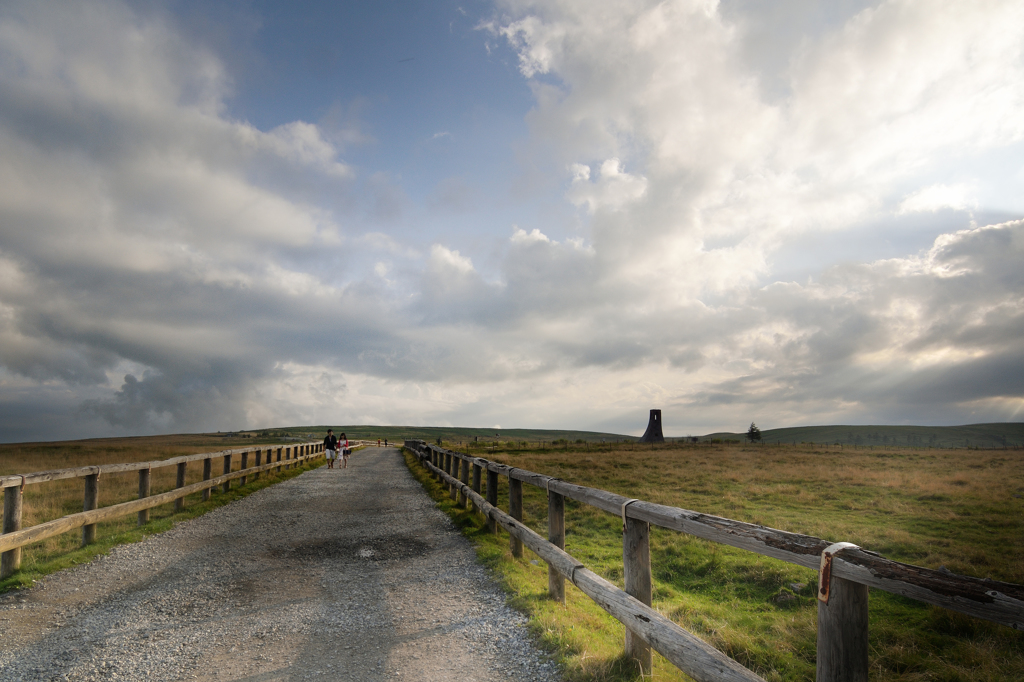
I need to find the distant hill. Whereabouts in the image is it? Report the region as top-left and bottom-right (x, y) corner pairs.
(254, 422), (1024, 449)
(702, 423), (1024, 448)
(259, 424), (633, 444)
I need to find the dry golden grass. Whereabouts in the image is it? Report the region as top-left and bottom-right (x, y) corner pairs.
(492, 441), (1024, 582)
(415, 440), (1024, 681)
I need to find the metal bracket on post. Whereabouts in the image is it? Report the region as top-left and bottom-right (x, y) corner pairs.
(620, 498), (639, 533)
(545, 477), (561, 497)
(569, 562), (586, 587)
(818, 542), (859, 604)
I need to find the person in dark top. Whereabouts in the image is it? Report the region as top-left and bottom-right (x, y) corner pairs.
(324, 429), (339, 469)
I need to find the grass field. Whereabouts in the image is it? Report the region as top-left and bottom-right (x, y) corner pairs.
(405, 439), (1024, 681)
(0, 433), (325, 591)
(259, 422), (1024, 450)
(705, 423), (1024, 449)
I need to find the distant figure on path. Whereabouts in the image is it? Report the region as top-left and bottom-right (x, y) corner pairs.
(341, 432), (351, 469)
(384, 438), (388, 447)
(324, 429), (338, 469)
(377, 438), (381, 447)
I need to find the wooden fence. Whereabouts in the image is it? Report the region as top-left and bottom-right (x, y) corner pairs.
(404, 440), (1024, 682)
(0, 441), (334, 579)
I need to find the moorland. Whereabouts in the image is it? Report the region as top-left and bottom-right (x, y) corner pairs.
(2, 426), (1022, 680)
(409, 437), (1024, 681)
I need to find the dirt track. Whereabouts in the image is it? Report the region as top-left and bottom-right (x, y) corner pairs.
(0, 447), (561, 682)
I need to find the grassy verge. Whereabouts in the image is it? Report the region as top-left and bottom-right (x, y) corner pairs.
(404, 442), (1024, 682)
(1, 455), (324, 593)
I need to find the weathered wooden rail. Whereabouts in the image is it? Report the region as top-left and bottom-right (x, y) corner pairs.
(0, 441), (338, 578)
(404, 440), (1024, 682)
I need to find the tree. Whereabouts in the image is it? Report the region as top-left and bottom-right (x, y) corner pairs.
(746, 422), (762, 443)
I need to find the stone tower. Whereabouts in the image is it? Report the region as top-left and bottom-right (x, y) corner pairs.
(640, 409), (665, 443)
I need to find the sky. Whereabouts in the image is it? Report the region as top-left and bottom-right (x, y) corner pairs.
(0, 0), (1023, 443)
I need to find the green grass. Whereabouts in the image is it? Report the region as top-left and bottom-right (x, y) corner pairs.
(404, 441), (1024, 681)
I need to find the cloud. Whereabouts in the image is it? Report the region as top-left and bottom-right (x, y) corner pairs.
(496, 0), (1024, 277)
(0, 0), (377, 435)
(897, 183), (978, 214)
(429, 244), (476, 275)
(1, 0), (1022, 442)
(694, 219), (1024, 423)
(566, 158), (647, 213)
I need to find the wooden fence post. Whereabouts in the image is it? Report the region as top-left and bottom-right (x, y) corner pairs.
(624, 515), (653, 675)
(174, 462), (186, 512)
(447, 453), (457, 500)
(486, 469), (498, 534)
(1, 485), (23, 578)
(458, 458), (470, 508)
(817, 576), (869, 682)
(254, 449), (262, 481)
(276, 447), (282, 472)
(82, 472), (99, 545)
(222, 454), (232, 493)
(202, 458), (212, 501)
(137, 467), (151, 526)
(471, 462), (482, 513)
(548, 489), (565, 603)
(240, 451), (249, 486)
(509, 477), (523, 558)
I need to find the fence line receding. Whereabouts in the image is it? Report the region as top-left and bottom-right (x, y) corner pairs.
(0, 440), (368, 577)
(403, 440), (1024, 682)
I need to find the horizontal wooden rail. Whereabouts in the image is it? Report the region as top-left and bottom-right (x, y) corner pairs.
(417, 443), (1023, 631)
(416, 448), (763, 682)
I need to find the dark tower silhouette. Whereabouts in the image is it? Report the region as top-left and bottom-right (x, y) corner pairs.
(640, 409), (665, 443)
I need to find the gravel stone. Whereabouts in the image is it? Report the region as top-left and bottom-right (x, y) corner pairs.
(0, 447), (563, 681)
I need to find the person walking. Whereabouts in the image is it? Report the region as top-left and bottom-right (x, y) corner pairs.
(340, 432), (351, 469)
(324, 429), (339, 469)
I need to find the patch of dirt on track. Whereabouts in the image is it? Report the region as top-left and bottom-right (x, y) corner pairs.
(0, 447), (562, 682)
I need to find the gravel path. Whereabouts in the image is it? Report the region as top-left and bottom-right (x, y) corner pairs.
(0, 447), (563, 682)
